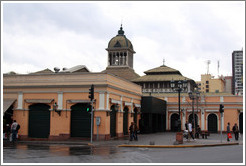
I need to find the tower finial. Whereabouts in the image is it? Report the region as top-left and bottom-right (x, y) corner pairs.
(118, 23), (124, 35)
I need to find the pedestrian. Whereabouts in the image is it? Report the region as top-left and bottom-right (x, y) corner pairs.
(227, 122), (231, 142)
(196, 125), (201, 139)
(129, 122), (134, 141)
(133, 123), (138, 141)
(232, 123), (239, 141)
(188, 121), (195, 141)
(6, 124), (11, 140)
(10, 120), (19, 143)
(185, 121), (188, 130)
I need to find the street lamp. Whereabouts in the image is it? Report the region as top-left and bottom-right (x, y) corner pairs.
(171, 79), (188, 132)
(188, 88), (200, 138)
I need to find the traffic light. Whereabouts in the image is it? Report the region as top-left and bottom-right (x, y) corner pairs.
(88, 84), (94, 101)
(219, 104), (224, 113)
(86, 104), (91, 112)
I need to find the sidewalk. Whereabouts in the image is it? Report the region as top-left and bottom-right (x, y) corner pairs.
(4, 132), (243, 148)
(116, 132), (243, 148)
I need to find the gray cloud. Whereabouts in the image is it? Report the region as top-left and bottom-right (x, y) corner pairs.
(2, 2), (244, 80)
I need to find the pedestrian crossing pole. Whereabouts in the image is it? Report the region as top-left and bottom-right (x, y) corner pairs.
(219, 104), (224, 143)
(220, 113), (223, 143)
(89, 84), (95, 144)
(91, 100), (94, 143)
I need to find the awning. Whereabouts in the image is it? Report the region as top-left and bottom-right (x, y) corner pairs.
(25, 99), (54, 104)
(67, 100), (91, 103)
(3, 99), (16, 113)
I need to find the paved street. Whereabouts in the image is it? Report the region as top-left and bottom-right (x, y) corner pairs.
(2, 132), (244, 164)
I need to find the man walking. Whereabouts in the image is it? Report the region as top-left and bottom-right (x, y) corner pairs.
(188, 121), (195, 141)
(232, 123), (239, 141)
(11, 120), (19, 143)
(129, 122), (134, 141)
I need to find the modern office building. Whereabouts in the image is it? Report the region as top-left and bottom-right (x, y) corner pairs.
(232, 50), (243, 95)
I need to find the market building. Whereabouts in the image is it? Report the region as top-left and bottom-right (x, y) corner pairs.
(3, 66), (142, 141)
(133, 64), (243, 133)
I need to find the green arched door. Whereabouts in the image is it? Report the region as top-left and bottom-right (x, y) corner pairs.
(123, 107), (129, 135)
(110, 105), (117, 137)
(29, 103), (50, 138)
(71, 103), (91, 138)
(208, 113), (218, 133)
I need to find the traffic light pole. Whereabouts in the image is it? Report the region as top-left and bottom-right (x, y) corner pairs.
(219, 104), (224, 143)
(220, 112), (223, 143)
(89, 84), (94, 144)
(90, 100), (94, 143)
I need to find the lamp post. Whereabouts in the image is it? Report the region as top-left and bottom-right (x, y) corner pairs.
(171, 80), (188, 132)
(188, 88), (200, 138)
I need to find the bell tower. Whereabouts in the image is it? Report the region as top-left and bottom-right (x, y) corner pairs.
(106, 25), (135, 69)
(102, 25), (139, 81)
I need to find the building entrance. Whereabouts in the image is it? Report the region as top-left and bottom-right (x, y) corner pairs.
(110, 105), (117, 137)
(70, 103), (91, 138)
(171, 113), (179, 132)
(123, 106), (129, 135)
(208, 113), (218, 133)
(239, 113), (243, 133)
(28, 103), (50, 138)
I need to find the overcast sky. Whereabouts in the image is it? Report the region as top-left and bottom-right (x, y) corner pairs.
(2, 1), (245, 81)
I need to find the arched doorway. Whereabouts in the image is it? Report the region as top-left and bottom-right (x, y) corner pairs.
(29, 103), (50, 138)
(188, 114), (198, 129)
(171, 113), (179, 132)
(110, 105), (117, 137)
(70, 103), (91, 138)
(208, 113), (218, 133)
(239, 113), (243, 133)
(123, 106), (129, 135)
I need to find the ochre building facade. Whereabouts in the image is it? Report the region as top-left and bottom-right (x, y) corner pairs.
(3, 72), (142, 141)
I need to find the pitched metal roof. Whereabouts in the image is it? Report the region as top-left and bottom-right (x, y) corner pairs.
(132, 65), (194, 83)
(144, 65), (181, 75)
(132, 74), (191, 82)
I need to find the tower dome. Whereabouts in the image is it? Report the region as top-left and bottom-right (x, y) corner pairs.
(103, 25), (139, 81)
(107, 25), (134, 51)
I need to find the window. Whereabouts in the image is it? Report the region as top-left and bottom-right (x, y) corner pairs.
(206, 85), (209, 88)
(206, 81), (209, 84)
(206, 89), (209, 93)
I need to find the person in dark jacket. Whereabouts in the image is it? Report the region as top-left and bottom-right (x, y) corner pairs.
(232, 123), (239, 141)
(129, 122), (134, 141)
(133, 123), (138, 141)
(185, 121), (188, 130)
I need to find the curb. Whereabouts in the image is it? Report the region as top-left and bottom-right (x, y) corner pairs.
(118, 142), (239, 148)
